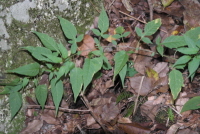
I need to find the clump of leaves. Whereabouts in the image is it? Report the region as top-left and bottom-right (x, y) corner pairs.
(0, 8), (132, 120)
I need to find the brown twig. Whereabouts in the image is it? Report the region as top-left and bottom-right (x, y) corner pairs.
(27, 105), (90, 113)
(80, 93), (109, 134)
(133, 76), (145, 115)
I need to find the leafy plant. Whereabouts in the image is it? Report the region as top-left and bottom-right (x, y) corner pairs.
(0, 8), (133, 120)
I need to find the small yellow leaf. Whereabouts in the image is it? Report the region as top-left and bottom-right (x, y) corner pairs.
(146, 67), (159, 81)
(106, 35), (116, 42)
(171, 30), (179, 35)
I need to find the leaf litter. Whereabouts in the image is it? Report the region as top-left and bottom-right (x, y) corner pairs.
(21, 0), (200, 133)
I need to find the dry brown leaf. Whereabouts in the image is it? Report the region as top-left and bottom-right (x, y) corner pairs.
(153, 62), (169, 77)
(77, 34), (96, 57)
(21, 120), (43, 134)
(118, 123), (150, 134)
(166, 124), (181, 134)
(129, 76), (153, 96)
(101, 102), (120, 124)
(90, 97), (112, 107)
(133, 50), (153, 75)
(41, 110), (61, 125)
(140, 98), (163, 121)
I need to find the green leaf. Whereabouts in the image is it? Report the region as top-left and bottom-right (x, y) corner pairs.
(22, 77), (29, 88)
(51, 79), (64, 115)
(188, 56), (200, 80)
(35, 85), (48, 110)
(31, 47), (53, 62)
(9, 91), (22, 120)
(185, 27), (200, 41)
(144, 19), (161, 36)
(7, 63), (40, 77)
(156, 36), (164, 56)
(57, 43), (68, 59)
(174, 64), (186, 69)
(70, 42), (78, 54)
(102, 34), (109, 39)
(33, 32), (59, 52)
(0, 87), (10, 95)
(135, 27), (143, 37)
(76, 34), (84, 42)
(42, 53), (62, 63)
(83, 57), (103, 91)
(70, 67), (83, 102)
(181, 96), (200, 113)
(112, 34), (121, 39)
(98, 8), (109, 34)
(184, 35), (197, 48)
(122, 32), (130, 37)
(126, 63), (137, 77)
(114, 51), (129, 81)
(58, 16), (77, 40)
(119, 64), (127, 87)
(141, 37), (152, 44)
(63, 61), (75, 75)
(92, 29), (101, 36)
(156, 45), (164, 57)
(163, 35), (187, 48)
(169, 69), (184, 100)
(91, 50), (102, 56)
(115, 26), (125, 34)
(111, 40), (117, 45)
(177, 47), (199, 54)
(173, 55), (191, 67)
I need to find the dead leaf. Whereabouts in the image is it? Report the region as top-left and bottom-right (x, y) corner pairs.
(101, 102), (120, 124)
(146, 67), (159, 81)
(41, 110), (61, 125)
(166, 124), (181, 134)
(118, 123), (150, 134)
(21, 120), (43, 134)
(129, 76), (153, 96)
(78, 34), (97, 57)
(153, 62), (169, 77)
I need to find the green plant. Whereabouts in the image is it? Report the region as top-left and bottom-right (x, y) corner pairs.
(0, 8), (133, 120)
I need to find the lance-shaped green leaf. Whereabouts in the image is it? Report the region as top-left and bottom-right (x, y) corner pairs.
(70, 67), (83, 102)
(141, 37), (152, 44)
(163, 35), (187, 48)
(7, 63), (40, 77)
(22, 77), (29, 88)
(169, 69), (184, 100)
(83, 57), (103, 91)
(188, 56), (200, 80)
(57, 43), (68, 59)
(119, 64), (127, 87)
(114, 51), (129, 81)
(184, 35), (197, 48)
(35, 85), (48, 110)
(173, 55), (191, 67)
(135, 27), (143, 37)
(9, 91), (22, 120)
(92, 29), (101, 36)
(51, 79), (64, 116)
(177, 47), (199, 55)
(185, 27), (200, 41)
(41, 53), (62, 63)
(144, 18), (161, 36)
(58, 17), (77, 40)
(181, 96), (200, 113)
(33, 32), (59, 52)
(98, 8), (109, 34)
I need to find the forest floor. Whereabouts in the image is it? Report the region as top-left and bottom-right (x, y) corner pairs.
(21, 0), (200, 133)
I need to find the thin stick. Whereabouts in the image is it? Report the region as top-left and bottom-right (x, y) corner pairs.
(27, 105), (90, 113)
(133, 76), (145, 115)
(119, 10), (168, 34)
(80, 93), (109, 134)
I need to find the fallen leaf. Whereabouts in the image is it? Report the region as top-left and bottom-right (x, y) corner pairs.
(78, 34), (97, 57)
(21, 120), (43, 134)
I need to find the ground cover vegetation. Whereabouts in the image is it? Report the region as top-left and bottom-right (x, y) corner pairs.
(1, 0), (200, 133)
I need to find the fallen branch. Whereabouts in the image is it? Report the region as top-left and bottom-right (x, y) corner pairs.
(27, 105), (90, 114)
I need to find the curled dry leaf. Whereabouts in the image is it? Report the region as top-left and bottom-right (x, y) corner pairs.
(41, 110), (61, 125)
(118, 123), (150, 134)
(77, 34), (97, 57)
(166, 124), (181, 134)
(153, 62), (169, 77)
(21, 120), (43, 134)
